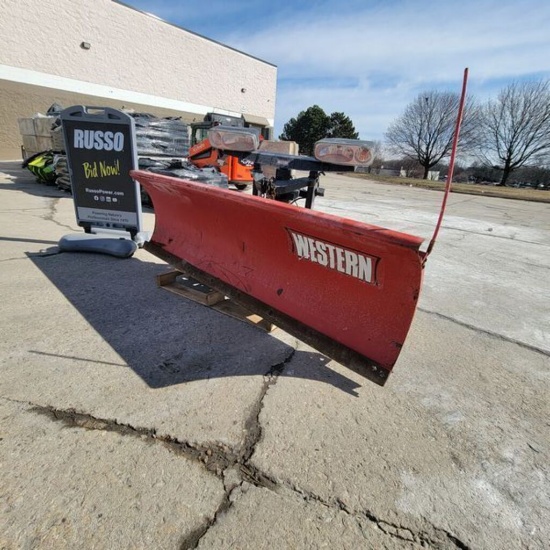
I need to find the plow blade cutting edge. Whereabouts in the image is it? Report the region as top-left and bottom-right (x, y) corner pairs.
(133, 169), (426, 385)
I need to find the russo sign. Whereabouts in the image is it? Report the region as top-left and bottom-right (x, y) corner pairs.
(61, 106), (142, 235)
(73, 129), (125, 151)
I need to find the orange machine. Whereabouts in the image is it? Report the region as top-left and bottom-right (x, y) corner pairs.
(189, 113), (261, 190)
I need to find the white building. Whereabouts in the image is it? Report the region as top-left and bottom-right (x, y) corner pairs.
(0, 0), (277, 159)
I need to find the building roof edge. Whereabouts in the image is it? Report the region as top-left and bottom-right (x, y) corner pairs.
(113, 0), (277, 69)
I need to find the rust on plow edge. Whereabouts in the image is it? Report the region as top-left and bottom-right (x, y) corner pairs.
(145, 242), (390, 386)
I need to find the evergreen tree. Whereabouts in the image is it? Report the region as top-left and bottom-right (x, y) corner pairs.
(327, 112), (359, 139)
(280, 106), (359, 155)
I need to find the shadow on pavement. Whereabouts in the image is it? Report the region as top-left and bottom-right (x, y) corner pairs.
(28, 250), (362, 396)
(0, 160), (70, 199)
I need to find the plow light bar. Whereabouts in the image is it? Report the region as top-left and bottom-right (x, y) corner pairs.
(208, 125), (260, 152)
(314, 138), (374, 167)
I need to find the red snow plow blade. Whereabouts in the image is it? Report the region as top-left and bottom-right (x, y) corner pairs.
(133, 169), (426, 385)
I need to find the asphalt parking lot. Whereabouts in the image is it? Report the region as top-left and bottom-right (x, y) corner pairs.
(1, 161), (549, 549)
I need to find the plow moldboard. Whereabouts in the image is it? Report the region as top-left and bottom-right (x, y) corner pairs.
(132, 170), (425, 385)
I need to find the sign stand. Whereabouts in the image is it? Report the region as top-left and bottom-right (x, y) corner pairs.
(59, 106), (147, 257)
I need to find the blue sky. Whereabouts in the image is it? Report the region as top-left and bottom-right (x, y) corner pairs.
(122, 0), (550, 142)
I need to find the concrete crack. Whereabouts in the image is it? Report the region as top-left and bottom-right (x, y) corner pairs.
(178, 485), (237, 550)
(169, 348), (296, 549)
(43, 197), (76, 232)
(26, 404), (267, 550)
(0, 256), (30, 263)
(16, 349), (470, 550)
(419, 307), (550, 357)
(272, 481), (470, 550)
(240, 347), (295, 464)
(29, 404), (238, 477)
(24, 348), (296, 549)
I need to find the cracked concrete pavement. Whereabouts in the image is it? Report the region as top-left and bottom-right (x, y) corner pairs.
(1, 162), (549, 549)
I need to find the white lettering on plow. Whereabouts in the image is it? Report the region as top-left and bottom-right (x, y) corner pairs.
(289, 230), (376, 284)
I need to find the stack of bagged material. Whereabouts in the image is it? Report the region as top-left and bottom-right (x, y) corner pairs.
(19, 107), (212, 205)
(130, 113), (190, 157)
(51, 123), (66, 152)
(139, 157), (226, 186)
(18, 104), (65, 159)
(150, 165), (227, 186)
(18, 115), (57, 158)
(53, 155), (71, 192)
(138, 157), (228, 207)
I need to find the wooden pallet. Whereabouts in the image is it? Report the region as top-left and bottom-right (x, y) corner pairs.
(156, 270), (274, 332)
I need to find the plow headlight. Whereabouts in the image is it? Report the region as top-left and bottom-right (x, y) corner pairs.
(208, 126), (259, 152)
(314, 138), (374, 167)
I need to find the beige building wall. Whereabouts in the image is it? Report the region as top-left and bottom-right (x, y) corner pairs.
(0, 0), (277, 159)
(0, 80), (204, 159)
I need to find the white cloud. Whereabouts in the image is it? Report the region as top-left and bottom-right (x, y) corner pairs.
(223, 0), (550, 138)
(125, 0), (550, 140)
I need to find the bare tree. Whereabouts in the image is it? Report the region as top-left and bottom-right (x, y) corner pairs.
(385, 91), (478, 179)
(479, 80), (550, 186)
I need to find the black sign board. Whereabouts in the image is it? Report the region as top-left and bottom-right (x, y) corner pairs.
(61, 106), (141, 236)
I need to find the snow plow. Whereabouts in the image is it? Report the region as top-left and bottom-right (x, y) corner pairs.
(132, 70), (467, 385)
(132, 132), (421, 385)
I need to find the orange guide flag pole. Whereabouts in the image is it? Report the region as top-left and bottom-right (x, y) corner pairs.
(426, 67), (469, 257)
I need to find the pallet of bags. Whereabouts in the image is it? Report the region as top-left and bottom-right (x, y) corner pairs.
(130, 113), (190, 157)
(18, 116), (56, 159)
(50, 123), (66, 153)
